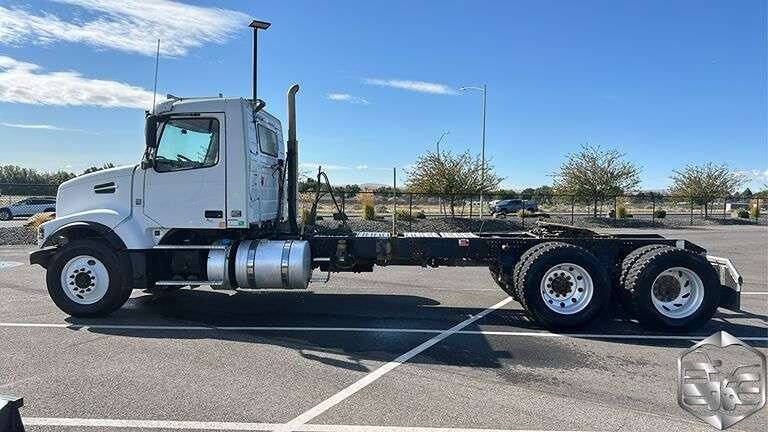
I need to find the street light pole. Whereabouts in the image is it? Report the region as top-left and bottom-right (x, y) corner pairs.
(435, 131), (449, 158)
(249, 20), (271, 100)
(460, 84), (488, 218)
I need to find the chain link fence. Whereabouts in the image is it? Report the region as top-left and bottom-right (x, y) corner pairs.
(0, 184), (58, 208)
(301, 190), (766, 229)
(1, 183), (764, 228)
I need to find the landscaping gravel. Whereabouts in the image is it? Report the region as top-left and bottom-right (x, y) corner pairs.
(0, 226), (36, 245)
(309, 216), (525, 235)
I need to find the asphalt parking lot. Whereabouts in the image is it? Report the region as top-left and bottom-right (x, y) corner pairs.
(1, 226), (766, 432)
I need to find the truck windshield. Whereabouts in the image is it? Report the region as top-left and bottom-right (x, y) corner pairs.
(155, 118), (219, 172)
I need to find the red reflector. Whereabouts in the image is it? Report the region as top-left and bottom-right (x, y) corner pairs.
(458, 238), (470, 247)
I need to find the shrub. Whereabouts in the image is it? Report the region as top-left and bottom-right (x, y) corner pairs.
(750, 205), (760, 219)
(616, 205), (630, 218)
(416, 210), (426, 219)
(363, 203), (375, 220)
(396, 209), (416, 221)
(24, 211), (55, 228)
(653, 209), (666, 219)
(300, 207), (314, 225)
(735, 209), (750, 219)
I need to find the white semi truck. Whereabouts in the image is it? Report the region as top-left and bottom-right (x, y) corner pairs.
(29, 22), (742, 331)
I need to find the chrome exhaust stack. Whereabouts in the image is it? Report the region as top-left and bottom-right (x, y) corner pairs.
(286, 84), (300, 234)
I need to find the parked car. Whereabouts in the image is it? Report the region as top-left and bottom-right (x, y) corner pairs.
(489, 199), (538, 214)
(0, 196), (56, 220)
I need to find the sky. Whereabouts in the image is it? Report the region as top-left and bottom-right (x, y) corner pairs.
(0, 0), (766, 191)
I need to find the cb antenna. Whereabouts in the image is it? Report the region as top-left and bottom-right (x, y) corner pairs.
(249, 20), (271, 100)
(151, 39), (160, 114)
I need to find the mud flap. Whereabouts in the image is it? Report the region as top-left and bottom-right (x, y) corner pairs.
(707, 255), (742, 311)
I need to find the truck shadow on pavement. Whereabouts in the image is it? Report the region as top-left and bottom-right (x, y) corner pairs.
(63, 289), (768, 374)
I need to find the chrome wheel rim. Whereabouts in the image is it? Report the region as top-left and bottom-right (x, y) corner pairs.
(650, 266), (704, 319)
(60, 255), (109, 305)
(540, 263), (594, 315)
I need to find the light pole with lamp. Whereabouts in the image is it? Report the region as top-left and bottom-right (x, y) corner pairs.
(460, 84), (487, 218)
(435, 131), (449, 158)
(249, 20), (271, 100)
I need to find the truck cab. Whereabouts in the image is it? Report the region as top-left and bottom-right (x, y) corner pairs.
(31, 91), (312, 318)
(39, 97), (285, 251)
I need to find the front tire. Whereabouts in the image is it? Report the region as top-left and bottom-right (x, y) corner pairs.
(46, 239), (130, 317)
(0, 209), (11, 220)
(623, 248), (720, 331)
(515, 242), (610, 329)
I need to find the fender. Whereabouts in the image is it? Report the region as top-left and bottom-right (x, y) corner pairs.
(41, 221), (127, 250)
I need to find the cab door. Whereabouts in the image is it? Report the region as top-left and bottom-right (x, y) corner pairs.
(254, 122), (280, 220)
(143, 114), (226, 229)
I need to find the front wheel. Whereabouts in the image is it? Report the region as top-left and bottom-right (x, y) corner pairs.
(46, 239), (131, 317)
(0, 209), (11, 220)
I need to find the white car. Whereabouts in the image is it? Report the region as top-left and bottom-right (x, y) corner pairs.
(0, 196), (56, 220)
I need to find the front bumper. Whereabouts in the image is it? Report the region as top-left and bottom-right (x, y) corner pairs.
(707, 255), (742, 311)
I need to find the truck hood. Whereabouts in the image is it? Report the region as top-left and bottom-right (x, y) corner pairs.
(55, 165), (136, 221)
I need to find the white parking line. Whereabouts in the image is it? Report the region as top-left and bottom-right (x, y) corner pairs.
(23, 417), (587, 432)
(278, 297), (514, 432)
(0, 322), (766, 340)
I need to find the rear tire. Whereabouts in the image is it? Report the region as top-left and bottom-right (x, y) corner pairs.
(623, 247), (720, 331)
(489, 268), (517, 300)
(46, 239), (131, 317)
(617, 244), (673, 312)
(0, 209), (11, 220)
(514, 242), (610, 329)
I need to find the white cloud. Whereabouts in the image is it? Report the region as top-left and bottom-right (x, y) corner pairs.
(326, 93), (370, 105)
(0, 122), (89, 133)
(737, 168), (768, 184)
(355, 164), (368, 170)
(363, 78), (457, 95)
(0, 0), (250, 57)
(0, 55), (154, 108)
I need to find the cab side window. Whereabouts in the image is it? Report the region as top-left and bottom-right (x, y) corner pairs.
(155, 118), (219, 172)
(257, 124), (278, 157)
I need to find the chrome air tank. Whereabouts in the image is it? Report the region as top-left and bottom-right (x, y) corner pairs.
(233, 240), (312, 289)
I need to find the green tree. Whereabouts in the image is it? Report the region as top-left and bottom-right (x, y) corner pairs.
(669, 162), (745, 217)
(553, 144), (641, 216)
(406, 149), (502, 217)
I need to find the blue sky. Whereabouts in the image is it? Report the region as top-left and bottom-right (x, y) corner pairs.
(0, 0), (766, 190)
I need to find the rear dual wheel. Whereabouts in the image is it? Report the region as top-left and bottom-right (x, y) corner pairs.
(621, 246), (720, 331)
(514, 242), (610, 329)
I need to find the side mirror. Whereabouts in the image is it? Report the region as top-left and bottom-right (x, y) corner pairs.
(145, 115), (159, 148)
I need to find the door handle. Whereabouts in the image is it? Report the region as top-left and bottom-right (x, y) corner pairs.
(204, 210), (223, 219)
